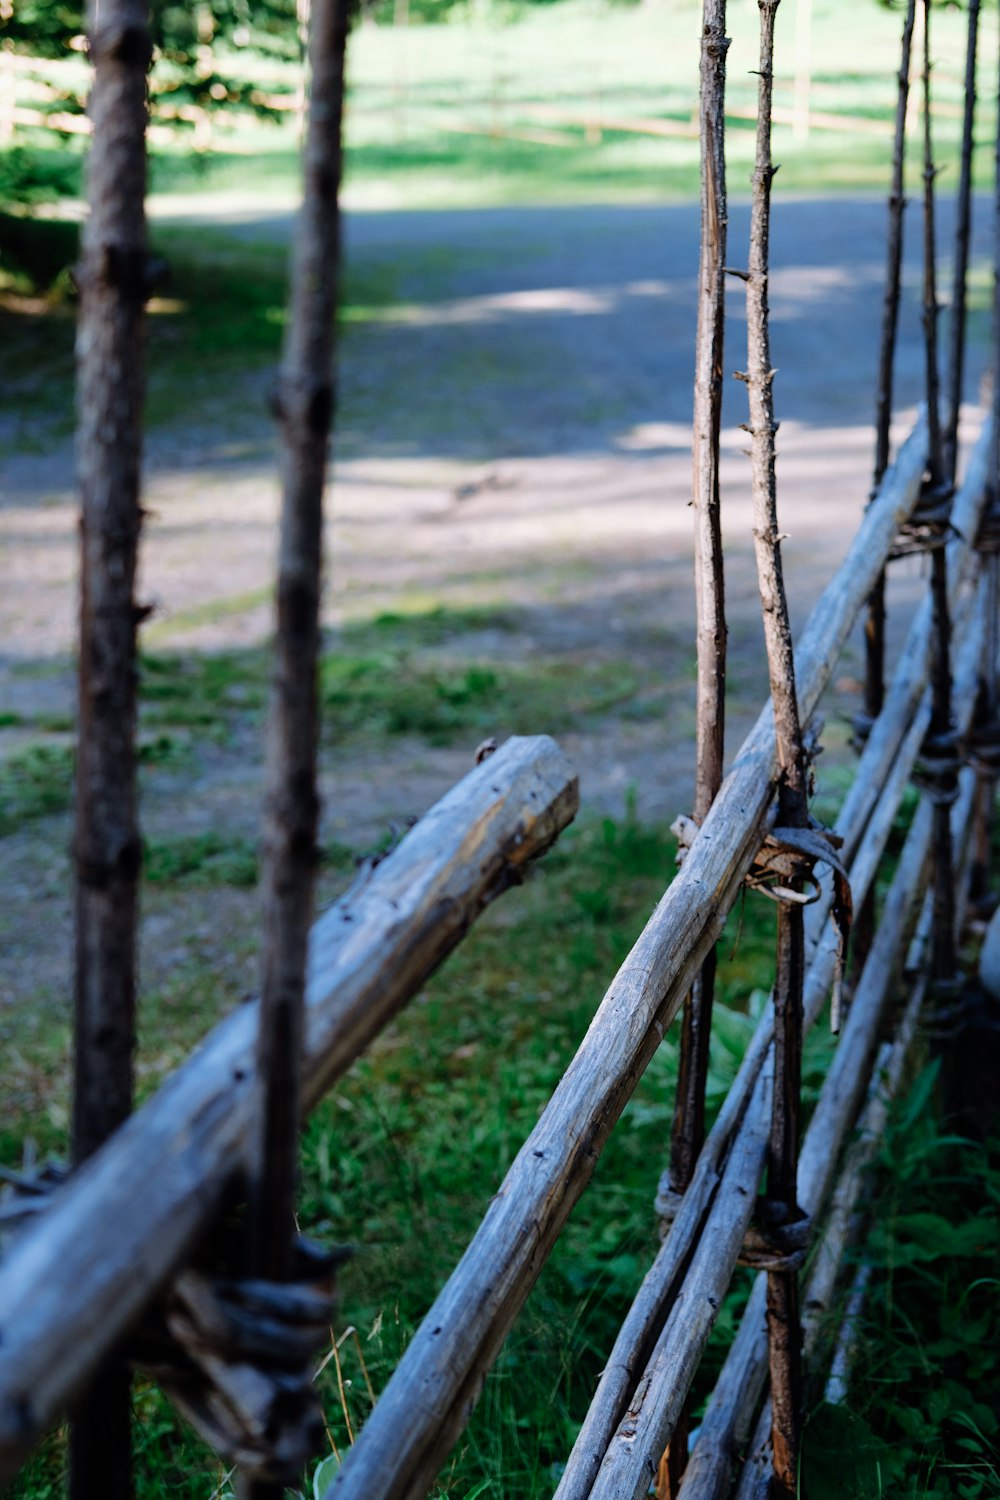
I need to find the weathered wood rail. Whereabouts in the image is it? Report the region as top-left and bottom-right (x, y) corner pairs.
(1, 0), (997, 1497)
(0, 736), (578, 1479)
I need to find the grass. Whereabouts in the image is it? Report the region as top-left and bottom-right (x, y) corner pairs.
(6, 783), (998, 1500)
(142, 831), (259, 889)
(0, 799), (784, 1500)
(140, 603), (638, 748)
(128, 0), (1000, 210)
(0, 734), (190, 837)
(4, 0), (997, 456)
(803, 1067), (1000, 1500)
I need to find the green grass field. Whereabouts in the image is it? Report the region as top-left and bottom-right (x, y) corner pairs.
(7, 0), (1000, 216)
(144, 0), (1000, 209)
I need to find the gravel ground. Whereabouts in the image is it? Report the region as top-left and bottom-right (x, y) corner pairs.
(0, 192), (990, 1010)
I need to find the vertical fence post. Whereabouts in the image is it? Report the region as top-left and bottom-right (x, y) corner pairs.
(71, 1), (152, 1495)
(861, 0), (916, 735)
(240, 0), (349, 1496)
(917, 0), (961, 991)
(658, 10), (729, 1493)
(667, 0), (730, 1220)
(970, 31), (1000, 906)
(744, 3), (812, 1492)
(943, 0), (981, 488)
(852, 0), (917, 983)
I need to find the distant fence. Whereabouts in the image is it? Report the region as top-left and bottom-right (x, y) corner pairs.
(1, 1), (998, 1500)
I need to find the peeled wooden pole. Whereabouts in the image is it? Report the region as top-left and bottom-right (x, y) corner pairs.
(574, 606), (990, 1500)
(0, 424), (923, 1488)
(0, 736), (578, 1484)
(732, 767), (980, 1500)
(554, 614), (940, 1500)
(675, 595), (988, 1500)
(241, 3), (349, 1496)
(71, 2), (152, 1495)
(322, 423), (926, 1500)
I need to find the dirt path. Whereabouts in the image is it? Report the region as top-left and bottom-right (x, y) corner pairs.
(0, 194), (989, 1014)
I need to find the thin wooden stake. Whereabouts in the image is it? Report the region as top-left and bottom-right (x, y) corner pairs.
(242, 0), (349, 1495)
(942, 0), (981, 487)
(920, 0), (960, 987)
(669, 0), (730, 1208)
(71, 0), (152, 1494)
(970, 31), (1000, 906)
(744, 4), (807, 1493)
(662, 22), (731, 1488)
(921, 0), (946, 496)
(862, 0), (916, 734)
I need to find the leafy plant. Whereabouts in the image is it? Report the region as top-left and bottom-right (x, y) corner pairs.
(812, 1063), (1000, 1498)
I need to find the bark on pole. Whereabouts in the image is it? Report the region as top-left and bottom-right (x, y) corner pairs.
(668, 0), (729, 1220)
(919, 0), (960, 987)
(71, 0), (152, 1495)
(970, 27), (1000, 906)
(743, 3), (807, 1492)
(242, 0), (349, 1494)
(862, 0), (916, 733)
(943, 0), (981, 488)
(662, 10), (729, 1488)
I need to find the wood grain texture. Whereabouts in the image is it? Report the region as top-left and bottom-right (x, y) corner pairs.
(731, 763), (979, 1500)
(676, 602), (987, 1500)
(0, 736), (577, 1482)
(585, 1064), (773, 1500)
(322, 422), (927, 1500)
(562, 432), (990, 1500)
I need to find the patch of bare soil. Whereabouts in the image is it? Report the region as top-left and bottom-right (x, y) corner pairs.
(0, 196), (988, 1018)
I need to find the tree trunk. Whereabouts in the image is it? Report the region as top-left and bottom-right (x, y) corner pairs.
(71, 2), (152, 1495)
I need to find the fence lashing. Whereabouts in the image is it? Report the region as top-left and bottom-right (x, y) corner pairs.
(70, 0), (153, 1495)
(723, 755), (983, 1500)
(322, 410), (930, 1500)
(557, 476), (953, 1500)
(678, 793), (984, 1500)
(659, 1), (730, 1488)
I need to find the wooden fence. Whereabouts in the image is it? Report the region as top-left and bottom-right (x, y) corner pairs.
(1, 0), (998, 1498)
